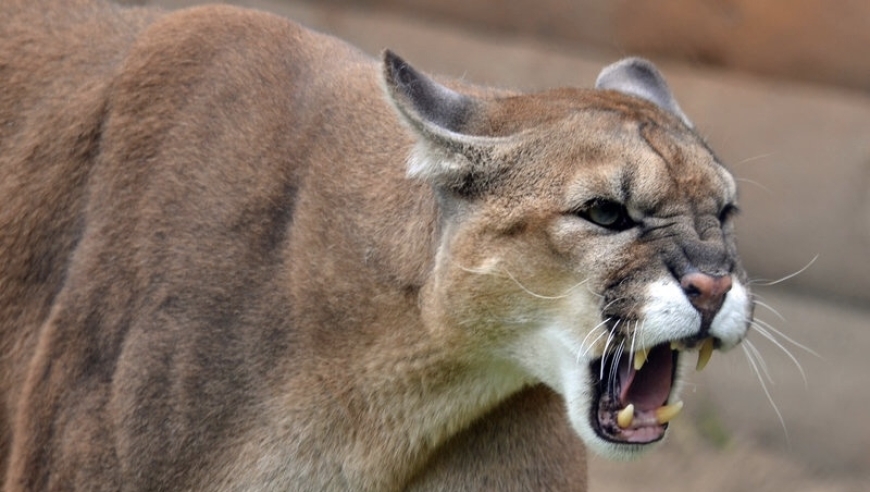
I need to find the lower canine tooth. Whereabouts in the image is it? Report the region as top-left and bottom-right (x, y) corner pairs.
(617, 404), (635, 429)
(696, 338), (714, 371)
(655, 401), (684, 425)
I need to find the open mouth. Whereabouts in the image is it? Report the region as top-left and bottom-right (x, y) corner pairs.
(590, 338), (714, 444)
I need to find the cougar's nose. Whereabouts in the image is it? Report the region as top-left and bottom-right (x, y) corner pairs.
(680, 272), (733, 322)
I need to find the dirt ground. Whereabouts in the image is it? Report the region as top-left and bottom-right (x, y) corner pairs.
(140, 1), (870, 490)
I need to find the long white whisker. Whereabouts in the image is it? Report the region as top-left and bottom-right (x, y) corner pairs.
(742, 344), (790, 442)
(600, 322), (620, 380)
(751, 298), (786, 322)
(456, 264), (495, 275)
(753, 317), (821, 358)
(458, 264), (590, 300)
(735, 177), (772, 194)
(751, 322), (809, 387)
(579, 330), (609, 361)
(744, 339), (774, 385)
(609, 339), (625, 389)
(562, 278), (592, 295)
(639, 320), (648, 354)
(600, 298), (622, 313)
(748, 255), (818, 287)
(585, 281), (605, 299)
(735, 152), (776, 166)
(501, 268), (589, 300)
(579, 318), (611, 358)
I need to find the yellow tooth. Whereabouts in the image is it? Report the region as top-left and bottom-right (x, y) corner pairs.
(617, 404), (635, 429)
(670, 340), (680, 351)
(696, 338), (714, 371)
(633, 350), (647, 371)
(655, 401), (684, 425)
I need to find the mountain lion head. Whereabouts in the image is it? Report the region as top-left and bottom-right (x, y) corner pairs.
(383, 53), (751, 459)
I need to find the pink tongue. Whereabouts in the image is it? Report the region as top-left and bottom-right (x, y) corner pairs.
(618, 345), (673, 412)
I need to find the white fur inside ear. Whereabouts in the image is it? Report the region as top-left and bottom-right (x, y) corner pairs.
(405, 141), (471, 185)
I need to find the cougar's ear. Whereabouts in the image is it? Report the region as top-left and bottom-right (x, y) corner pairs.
(381, 50), (503, 192)
(595, 57), (693, 128)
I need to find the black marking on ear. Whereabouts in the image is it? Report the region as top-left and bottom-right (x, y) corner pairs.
(382, 49), (473, 134)
(381, 50), (506, 196)
(595, 57), (693, 128)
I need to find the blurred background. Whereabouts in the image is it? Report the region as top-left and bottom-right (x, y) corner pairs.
(138, 1), (869, 490)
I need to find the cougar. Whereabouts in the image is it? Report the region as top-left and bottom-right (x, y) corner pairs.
(0, 1), (751, 490)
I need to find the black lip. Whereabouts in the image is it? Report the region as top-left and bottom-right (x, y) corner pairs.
(588, 345), (680, 444)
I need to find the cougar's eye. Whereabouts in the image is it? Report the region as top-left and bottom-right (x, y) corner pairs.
(578, 199), (636, 231)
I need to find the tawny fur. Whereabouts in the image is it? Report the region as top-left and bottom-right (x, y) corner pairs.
(0, 1), (749, 491)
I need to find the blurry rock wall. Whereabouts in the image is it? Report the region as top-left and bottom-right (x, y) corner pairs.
(317, 0), (870, 92)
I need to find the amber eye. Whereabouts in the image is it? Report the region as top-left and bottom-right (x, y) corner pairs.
(577, 199), (636, 231)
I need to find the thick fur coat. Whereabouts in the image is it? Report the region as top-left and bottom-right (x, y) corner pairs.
(0, 1), (750, 490)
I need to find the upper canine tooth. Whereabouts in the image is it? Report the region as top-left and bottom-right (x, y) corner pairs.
(633, 350), (647, 371)
(696, 338), (714, 371)
(617, 404), (635, 429)
(655, 401), (684, 425)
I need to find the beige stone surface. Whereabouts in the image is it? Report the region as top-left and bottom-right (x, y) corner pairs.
(308, 0), (870, 92)
(138, 1), (870, 490)
(614, 0), (870, 91)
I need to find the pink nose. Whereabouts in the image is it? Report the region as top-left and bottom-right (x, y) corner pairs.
(680, 272), (732, 318)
